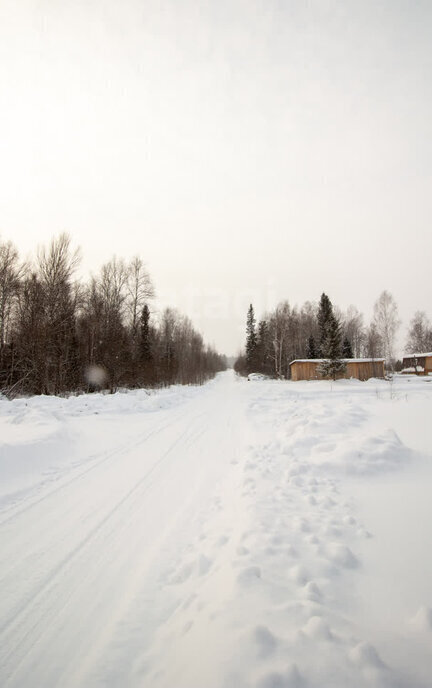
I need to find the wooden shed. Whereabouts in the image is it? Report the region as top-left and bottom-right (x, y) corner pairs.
(401, 353), (432, 375)
(289, 358), (385, 381)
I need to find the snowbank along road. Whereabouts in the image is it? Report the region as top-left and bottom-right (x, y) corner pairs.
(0, 370), (431, 687)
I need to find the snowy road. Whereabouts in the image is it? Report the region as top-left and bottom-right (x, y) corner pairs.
(1, 371), (432, 687)
(0, 374), (250, 687)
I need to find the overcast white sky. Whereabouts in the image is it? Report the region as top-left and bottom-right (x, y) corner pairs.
(0, 0), (431, 355)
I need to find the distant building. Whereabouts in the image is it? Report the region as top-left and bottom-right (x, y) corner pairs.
(289, 358), (385, 381)
(401, 353), (432, 375)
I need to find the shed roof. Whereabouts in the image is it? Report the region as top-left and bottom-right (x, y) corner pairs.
(289, 358), (386, 365)
(402, 352), (432, 359)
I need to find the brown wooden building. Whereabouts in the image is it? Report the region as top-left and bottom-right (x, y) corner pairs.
(289, 358), (386, 382)
(402, 353), (432, 375)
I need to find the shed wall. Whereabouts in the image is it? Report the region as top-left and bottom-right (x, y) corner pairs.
(291, 361), (320, 381)
(290, 360), (384, 381)
(345, 360), (385, 380)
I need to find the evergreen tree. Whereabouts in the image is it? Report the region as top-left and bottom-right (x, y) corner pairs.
(140, 304), (152, 362)
(318, 293), (333, 355)
(317, 314), (346, 381)
(245, 304), (257, 373)
(306, 335), (317, 359)
(342, 337), (353, 358)
(256, 319), (270, 374)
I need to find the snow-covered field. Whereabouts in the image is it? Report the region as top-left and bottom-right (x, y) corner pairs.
(0, 371), (431, 688)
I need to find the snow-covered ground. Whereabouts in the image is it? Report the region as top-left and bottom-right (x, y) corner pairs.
(0, 371), (431, 688)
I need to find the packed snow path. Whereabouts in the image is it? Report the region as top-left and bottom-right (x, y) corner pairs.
(0, 371), (431, 687)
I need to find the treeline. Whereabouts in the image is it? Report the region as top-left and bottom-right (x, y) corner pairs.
(0, 233), (226, 396)
(235, 291), (431, 378)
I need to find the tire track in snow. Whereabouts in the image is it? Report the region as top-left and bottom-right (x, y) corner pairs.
(0, 409), (208, 684)
(0, 401), (193, 528)
(0, 406), (199, 616)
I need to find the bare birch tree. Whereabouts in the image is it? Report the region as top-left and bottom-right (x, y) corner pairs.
(126, 256), (155, 334)
(406, 311), (432, 353)
(373, 290), (400, 370)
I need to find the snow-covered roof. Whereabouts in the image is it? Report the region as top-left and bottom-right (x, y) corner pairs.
(402, 353), (432, 359)
(289, 358), (386, 365)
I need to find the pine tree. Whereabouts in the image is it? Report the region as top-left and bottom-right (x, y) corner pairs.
(342, 337), (353, 358)
(245, 304), (257, 374)
(317, 293), (333, 356)
(306, 335), (317, 359)
(140, 304), (152, 363)
(317, 314), (346, 381)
